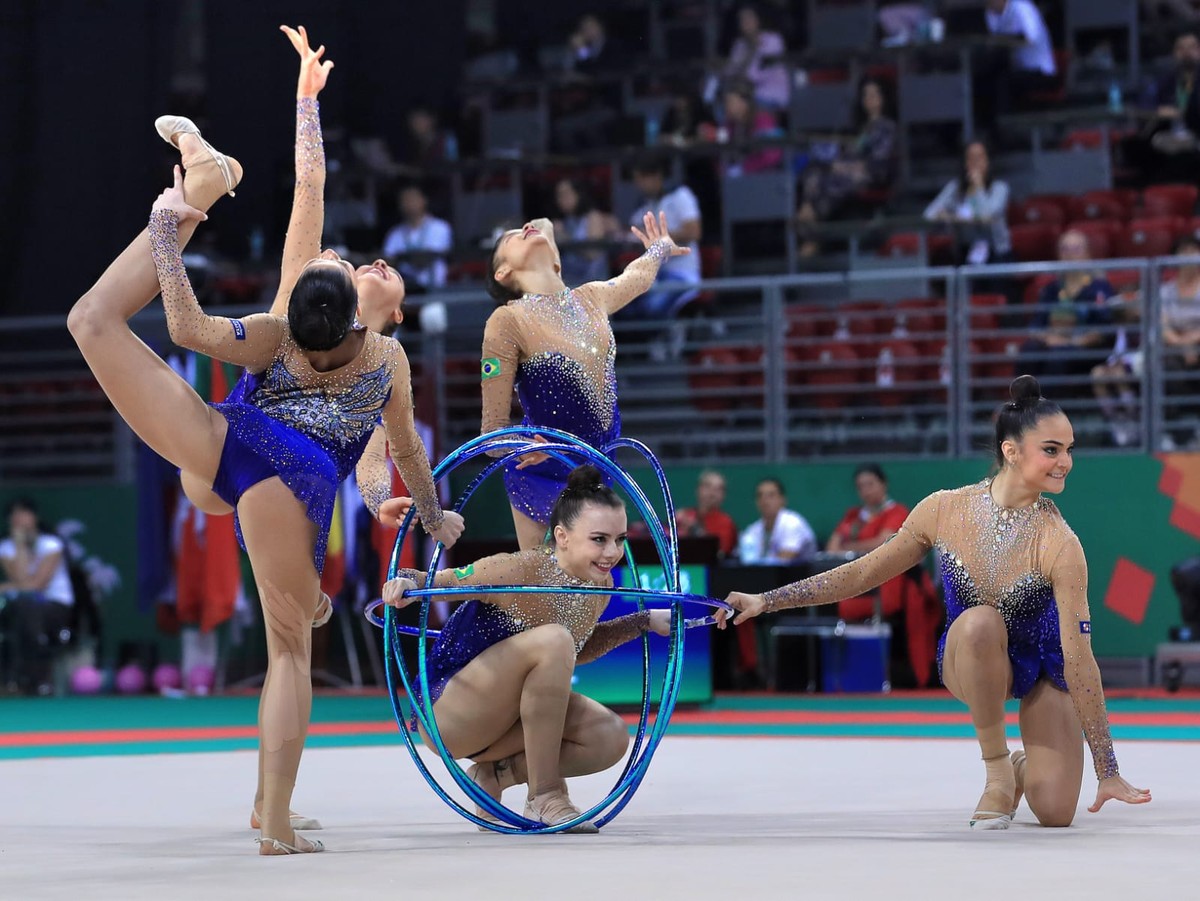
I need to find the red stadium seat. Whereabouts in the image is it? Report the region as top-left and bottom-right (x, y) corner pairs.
(699, 245), (723, 278)
(785, 303), (834, 341)
(968, 293), (1006, 334)
(1066, 194), (1127, 223)
(1105, 268), (1141, 293)
(1024, 272), (1059, 304)
(1062, 126), (1131, 149)
(1009, 222), (1061, 262)
(1008, 197), (1067, 228)
(893, 297), (946, 339)
(798, 343), (862, 410)
(1143, 184), (1198, 219)
(1117, 218), (1184, 258)
(836, 301), (889, 337)
(688, 346), (741, 413)
(873, 340), (923, 407)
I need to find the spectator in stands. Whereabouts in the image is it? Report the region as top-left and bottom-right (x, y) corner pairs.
(399, 106), (457, 168)
(1018, 229), (1115, 384)
(675, 469), (739, 557)
(624, 153), (703, 324)
(722, 4), (789, 110)
(1162, 234), (1200, 448)
(975, 0), (1057, 135)
(1133, 32), (1200, 183)
(567, 13), (624, 76)
(738, 478), (817, 565)
(382, 183), (453, 291)
(659, 91), (706, 147)
(1090, 288), (1143, 448)
(551, 177), (619, 285)
(795, 78), (897, 258)
(825, 464), (939, 687)
(0, 498), (74, 695)
(923, 141), (1012, 265)
(700, 78), (784, 177)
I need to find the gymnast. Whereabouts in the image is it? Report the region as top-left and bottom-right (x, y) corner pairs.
(719, 376), (1151, 829)
(383, 464), (670, 831)
(481, 211), (689, 549)
(67, 28), (462, 854)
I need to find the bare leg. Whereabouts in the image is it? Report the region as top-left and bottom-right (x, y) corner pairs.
(510, 505), (548, 551)
(1017, 680), (1085, 827)
(467, 692), (630, 803)
(67, 155), (242, 479)
(237, 479), (321, 854)
(941, 605), (1016, 824)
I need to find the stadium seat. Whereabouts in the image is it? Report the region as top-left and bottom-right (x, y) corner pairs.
(1143, 184), (1198, 219)
(1066, 193), (1127, 223)
(1117, 218), (1184, 258)
(797, 342), (862, 410)
(1008, 197), (1067, 228)
(688, 346), (741, 413)
(1023, 272), (1060, 304)
(1009, 222), (1061, 262)
(873, 340), (923, 407)
(785, 303), (833, 341)
(1105, 268), (1141, 293)
(837, 301), (889, 337)
(968, 293), (1006, 334)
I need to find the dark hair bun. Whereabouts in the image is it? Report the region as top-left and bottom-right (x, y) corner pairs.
(1009, 374), (1042, 406)
(565, 463), (604, 494)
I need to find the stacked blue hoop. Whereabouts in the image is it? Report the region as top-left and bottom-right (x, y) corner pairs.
(367, 427), (733, 833)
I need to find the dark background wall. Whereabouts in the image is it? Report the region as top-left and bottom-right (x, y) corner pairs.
(1, 0), (466, 317)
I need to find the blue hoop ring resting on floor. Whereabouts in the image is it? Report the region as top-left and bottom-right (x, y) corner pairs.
(366, 427), (732, 833)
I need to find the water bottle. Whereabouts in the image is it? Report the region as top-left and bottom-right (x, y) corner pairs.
(645, 115), (660, 147)
(249, 226), (265, 263)
(1108, 80), (1123, 114)
(444, 132), (459, 162)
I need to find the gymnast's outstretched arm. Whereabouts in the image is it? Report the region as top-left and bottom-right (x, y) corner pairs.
(269, 25), (334, 318)
(718, 493), (941, 625)
(578, 211), (686, 315)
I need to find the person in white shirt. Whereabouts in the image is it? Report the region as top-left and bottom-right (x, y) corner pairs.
(0, 498), (74, 695)
(738, 478), (818, 565)
(978, 0), (1058, 126)
(625, 153), (702, 321)
(724, 4), (790, 110)
(382, 184), (453, 290)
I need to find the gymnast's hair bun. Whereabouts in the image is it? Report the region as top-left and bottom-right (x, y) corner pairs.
(565, 463), (605, 495)
(1009, 374), (1042, 406)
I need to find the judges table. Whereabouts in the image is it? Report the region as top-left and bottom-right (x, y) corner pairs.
(709, 553), (889, 693)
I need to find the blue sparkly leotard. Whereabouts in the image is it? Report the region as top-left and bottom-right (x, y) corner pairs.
(480, 238), (670, 523)
(393, 548), (650, 722)
(148, 210), (443, 574)
(757, 481), (1120, 780)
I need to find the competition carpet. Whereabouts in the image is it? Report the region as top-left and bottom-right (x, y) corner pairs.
(2, 692), (1195, 900)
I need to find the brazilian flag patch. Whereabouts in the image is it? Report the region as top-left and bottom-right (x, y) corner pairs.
(481, 358), (502, 380)
(453, 564), (475, 580)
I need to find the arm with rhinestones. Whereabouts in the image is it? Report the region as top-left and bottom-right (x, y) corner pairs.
(582, 239), (671, 316)
(480, 306), (523, 457)
(270, 98), (326, 317)
(148, 209), (284, 367)
(1050, 536), (1120, 780)
(355, 426), (391, 520)
(760, 493), (940, 613)
(379, 352), (444, 531)
(389, 553), (536, 606)
(576, 610), (652, 663)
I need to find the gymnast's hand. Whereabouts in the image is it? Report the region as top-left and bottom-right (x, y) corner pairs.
(152, 166), (208, 223)
(1089, 775), (1152, 813)
(630, 211), (692, 257)
(648, 609), (672, 637)
(426, 510), (466, 549)
(281, 25), (334, 99)
(515, 434), (551, 470)
(378, 496), (414, 529)
(382, 577), (419, 609)
(714, 592), (766, 629)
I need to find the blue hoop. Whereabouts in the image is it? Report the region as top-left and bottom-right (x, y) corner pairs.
(370, 427), (719, 832)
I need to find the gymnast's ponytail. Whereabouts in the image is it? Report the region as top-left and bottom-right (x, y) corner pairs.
(548, 464), (622, 537)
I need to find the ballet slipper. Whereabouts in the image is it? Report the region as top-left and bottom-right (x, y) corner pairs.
(256, 833), (324, 855)
(524, 789), (598, 834)
(970, 751), (1016, 830)
(250, 808), (323, 831)
(1009, 748), (1027, 820)
(467, 761), (505, 832)
(153, 115), (241, 196)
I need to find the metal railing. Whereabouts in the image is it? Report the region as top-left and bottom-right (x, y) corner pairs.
(2, 256), (1198, 484)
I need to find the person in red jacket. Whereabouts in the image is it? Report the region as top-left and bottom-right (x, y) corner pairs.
(827, 464), (940, 687)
